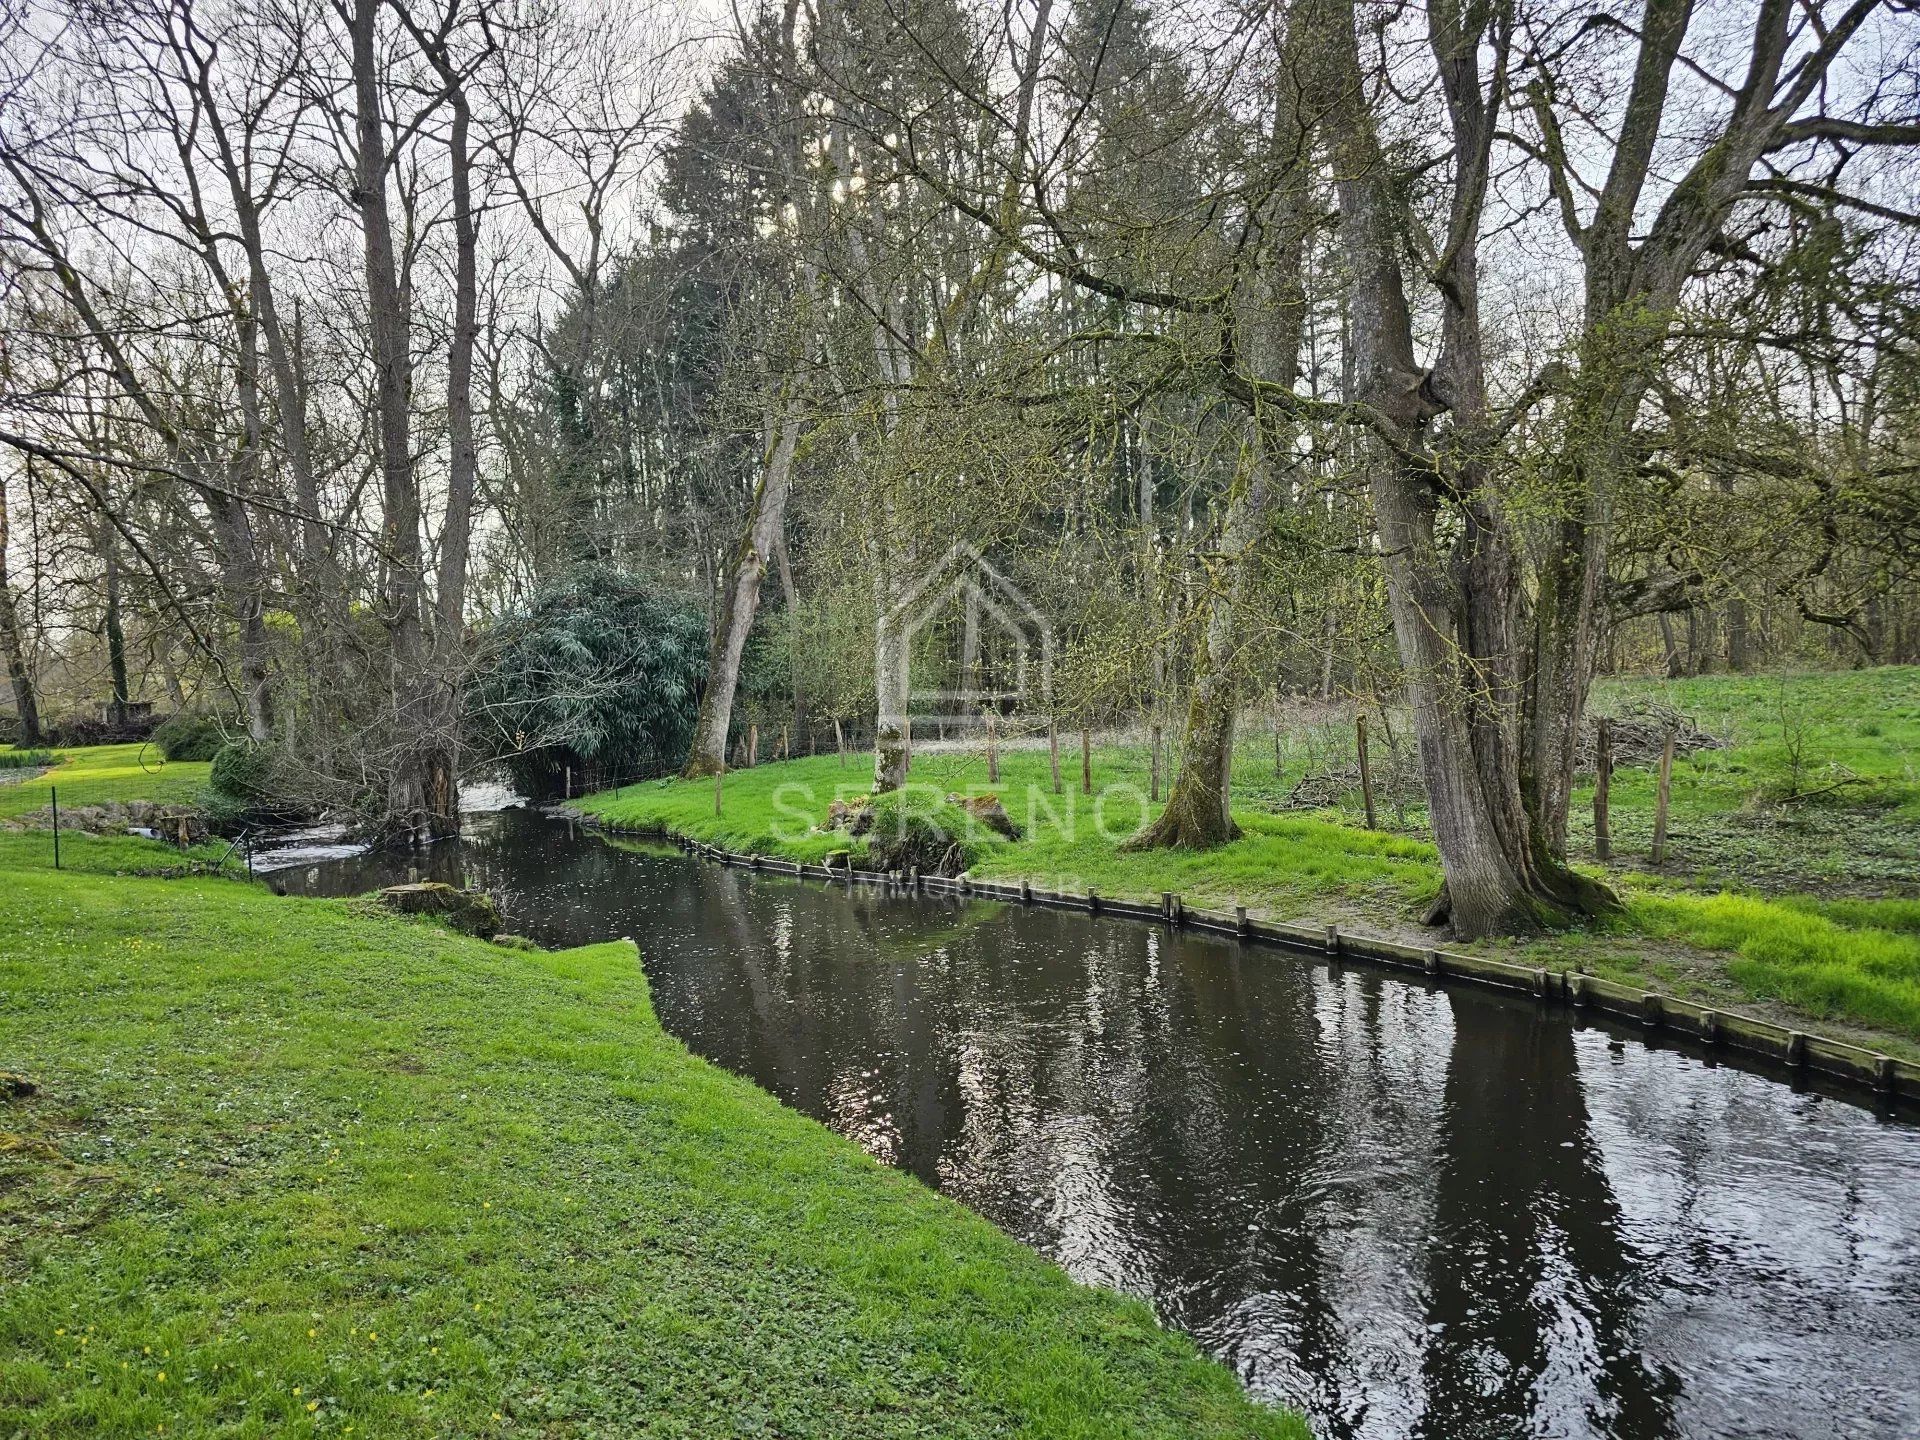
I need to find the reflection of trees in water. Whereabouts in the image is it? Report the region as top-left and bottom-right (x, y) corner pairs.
(1576, 1041), (1920, 1440)
(1160, 936), (1360, 1429)
(1236, 967), (1457, 1438)
(700, 866), (815, 1103)
(1413, 997), (1677, 1440)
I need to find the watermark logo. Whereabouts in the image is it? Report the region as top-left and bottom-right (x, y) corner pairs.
(881, 542), (1054, 732)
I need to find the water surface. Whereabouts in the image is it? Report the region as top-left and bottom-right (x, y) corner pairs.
(277, 810), (1920, 1440)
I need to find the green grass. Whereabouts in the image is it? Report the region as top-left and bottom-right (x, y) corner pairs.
(1569, 667), (1920, 892)
(0, 835), (1300, 1440)
(579, 749), (1442, 921)
(1630, 891), (1920, 1039)
(0, 742), (210, 820)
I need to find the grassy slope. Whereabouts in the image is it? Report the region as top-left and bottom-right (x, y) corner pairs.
(0, 742), (210, 820)
(577, 671), (1920, 1054)
(0, 832), (1299, 1440)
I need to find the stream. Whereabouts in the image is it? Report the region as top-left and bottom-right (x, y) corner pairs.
(271, 807), (1920, 1440)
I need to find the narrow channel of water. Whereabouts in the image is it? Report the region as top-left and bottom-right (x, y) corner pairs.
(275, 809), (1920, 1440)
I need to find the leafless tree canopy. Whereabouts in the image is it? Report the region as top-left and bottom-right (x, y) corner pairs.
(3, 0), (1916, 926)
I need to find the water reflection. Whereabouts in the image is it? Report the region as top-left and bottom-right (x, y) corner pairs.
(278, 810), (1920, 1440)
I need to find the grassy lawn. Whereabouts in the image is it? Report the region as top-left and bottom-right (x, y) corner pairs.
(1571, 667), (1920, 892)
(577, 670), (1920, 1056)
(0, 830), (1299, 1440)
(0, 742), (210, 821)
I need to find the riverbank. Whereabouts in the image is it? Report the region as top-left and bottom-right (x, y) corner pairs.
(575, 741), (1920, 1064)
(0, 832), (1301, 1439)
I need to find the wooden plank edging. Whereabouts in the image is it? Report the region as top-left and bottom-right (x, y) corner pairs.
(573, 814), (1918, 1105)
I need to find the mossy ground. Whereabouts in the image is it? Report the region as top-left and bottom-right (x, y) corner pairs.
(0, 829), (1300, 1439)
(578, 667), (1920, 1056)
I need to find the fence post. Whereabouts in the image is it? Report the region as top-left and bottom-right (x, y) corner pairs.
(1049, 717), (1062, 794)
(1593, 717), (1613, 860)
(51, 784), (60, 870)
(986, 711), (999, 784)
(1651, 725), (1676, 865)
(834, 717), (846, 767)
(1080, 727), (1092, 795)
(1356, 713), (1377, 829)
(748, 723), (759, 768)
(1150, 723), (1162, 803)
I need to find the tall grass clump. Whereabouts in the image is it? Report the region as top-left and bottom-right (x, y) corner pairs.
(1636, 891), (1920, 1038)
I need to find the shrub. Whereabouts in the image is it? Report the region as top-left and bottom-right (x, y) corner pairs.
(153, 710), (227, 762)
(0, 748), (54, 771)
(207, 740), (307, 823)
(471, 563), (709, 798)
(863, 787), (1008, 876)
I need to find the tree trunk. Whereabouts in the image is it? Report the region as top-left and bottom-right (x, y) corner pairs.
(0, 468), (40, 744)
(201, 494), (274, 742)
(99, 524), (129, 721)
(960, 587), (980, 715)
(1725, 594), (1751, 672)
(1376, 485), (1618, 936)
(1126, 612), (1242, 849)
(1325, 0), (1653, 929)
(1131, 71), (1308, 850)
(774, 534), (806, 747)
(684, 393), (801, 777)
(422, 78), (482, 834)
(873, 609), (909, 793)
(1312, 0), (1620, 936)
(348, 0), (434, 837)
(1658, 612), (1683, 678)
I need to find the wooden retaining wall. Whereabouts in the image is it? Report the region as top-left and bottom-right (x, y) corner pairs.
(588, 820), (1919, 1107)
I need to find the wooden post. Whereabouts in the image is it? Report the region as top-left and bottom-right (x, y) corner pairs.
(780, 724), (789, 761)
(747, 723), (759, 768)
(1355, 713), (1377, 829)
(1049, 717), (1061, 794)
(50, 784), (60, 870)
(1651, 725), (1676, 864)
(834, 717), (846, 767)
(714, 760), (725, 817)
(1080, 727), (1091, 795)
(564, 763), (571, 800)
(986, 712), (999, 784)
(1150, 723), (1163, 803)
(1593, 717), (1613, 861)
